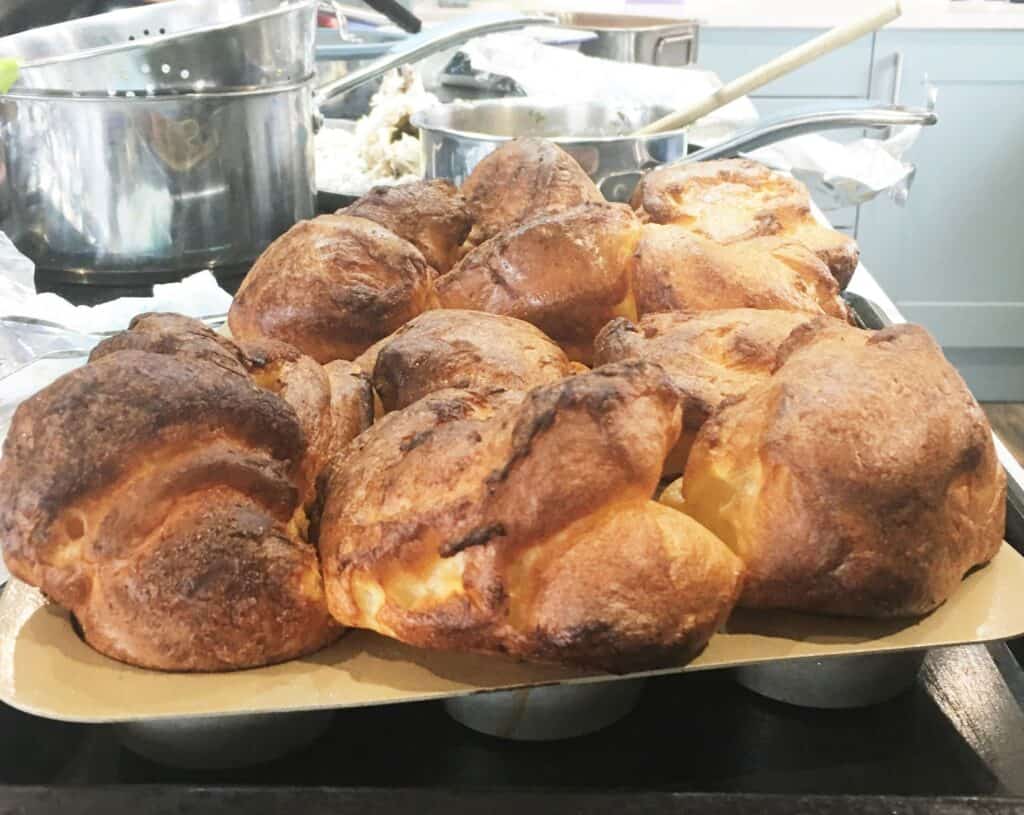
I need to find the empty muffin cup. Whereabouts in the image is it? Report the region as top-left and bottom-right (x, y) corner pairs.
(444, 678), (646, 740)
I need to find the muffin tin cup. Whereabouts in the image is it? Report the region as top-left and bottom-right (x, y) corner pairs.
(733, 650), (926, 709)
(115, 709), (335, 769)
(444, 679), (646, 740)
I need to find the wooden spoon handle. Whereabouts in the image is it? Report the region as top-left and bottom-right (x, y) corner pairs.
(633, 0), (901, 136)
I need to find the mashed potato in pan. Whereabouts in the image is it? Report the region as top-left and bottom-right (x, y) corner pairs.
(316, 67), (437, 196)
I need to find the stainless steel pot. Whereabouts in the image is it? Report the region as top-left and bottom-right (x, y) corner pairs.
(0, 12), (553, 283)
(414, 99), (687, 202)
(0, 82), (317, 283)
(550, 11), (699, 67)
(413, 100), (938, 202)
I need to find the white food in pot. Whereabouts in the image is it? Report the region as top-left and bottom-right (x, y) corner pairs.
(316, 67), (437, 196)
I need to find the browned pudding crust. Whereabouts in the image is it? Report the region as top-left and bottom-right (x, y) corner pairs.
(318, 362), (743, 673)
(90, 312), (247, 374)
(632, 224), (853, 323)
(461, 138), (605, 248)
(435, 203), (642, 364)
(594, 309), (821, 473)
(370, 310), (576, 412)
(228, 214), (436, 363)
(340, 180), (471, 274)
(0, 314), (362, 671)
(677, 320), (1006, 617)
(324, 360), (375, 463)
(235, 336), (341, 491)
(631, 159), (860, 288)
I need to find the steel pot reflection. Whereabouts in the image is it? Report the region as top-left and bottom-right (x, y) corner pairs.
(0, 81), (316, 283)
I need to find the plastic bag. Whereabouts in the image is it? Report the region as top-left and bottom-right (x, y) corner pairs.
(0, 230), (35, 302)
(444, 32), (759, 146)
(0, 235), (232, 439)
(747, 126), (923, 210)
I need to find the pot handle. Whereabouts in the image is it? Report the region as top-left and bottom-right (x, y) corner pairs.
(681, 103), (937, 164)
(314, 12), (556, 109)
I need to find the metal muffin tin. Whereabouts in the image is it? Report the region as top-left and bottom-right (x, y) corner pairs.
(445, 679), (647, 741)
(116, 710), (336, 769)
(733, 651), (927, 710)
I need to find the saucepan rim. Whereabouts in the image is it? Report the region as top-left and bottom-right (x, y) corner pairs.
(411, 99), (690, 145)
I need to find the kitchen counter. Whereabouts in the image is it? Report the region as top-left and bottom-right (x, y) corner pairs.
(413, 0), (1024, 31)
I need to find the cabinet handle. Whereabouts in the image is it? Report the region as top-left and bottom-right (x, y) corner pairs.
(884, 51), (905, 138)
(924, 74), (939, 112)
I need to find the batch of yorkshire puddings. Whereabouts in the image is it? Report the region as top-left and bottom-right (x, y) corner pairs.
(0, 138), (1007, 674)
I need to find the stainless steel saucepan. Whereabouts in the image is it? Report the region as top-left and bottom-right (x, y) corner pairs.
(0, 81), (318, 283)
(549, 11), (699, 67)
(0, 12), (554, 283)
(413, 100), (937, 202)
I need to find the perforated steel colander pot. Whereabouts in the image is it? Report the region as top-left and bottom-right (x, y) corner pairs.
(0, 0), (319, 94)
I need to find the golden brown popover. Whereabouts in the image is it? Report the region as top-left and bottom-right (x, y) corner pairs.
(339, 180), (471, 274)
(324, 359), (376, 464)
(318, 362), (743, 673)
(631, 158), (860, 288)
(0, 313), (371, 671)
(228, 213), (436, 363)
(676, 319), (1006, 617)
(436, 203), (642, 364)
(594, 309), (821, 474)
(461, 138), (605, 248)
(632, 225), (852, 323)
(368, 309), (577, 412)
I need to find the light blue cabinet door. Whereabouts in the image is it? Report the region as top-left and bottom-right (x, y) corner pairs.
(857, 30), (1024, 391)
(698, 28), (873, 97)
